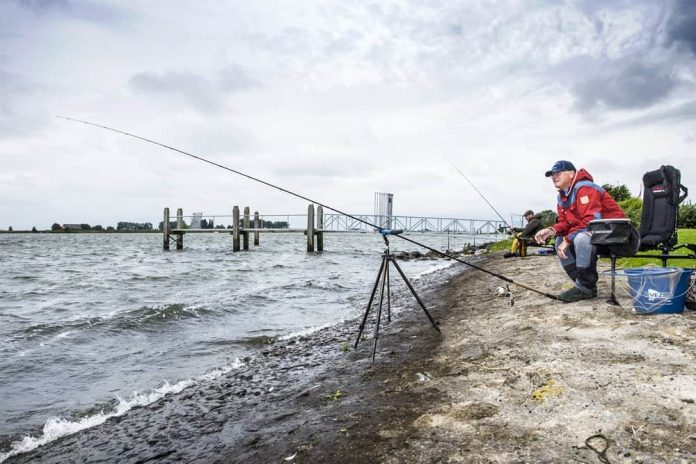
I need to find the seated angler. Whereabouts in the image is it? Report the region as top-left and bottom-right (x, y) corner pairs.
(534, 161), (627, 302)
(504, 210), (544, 258)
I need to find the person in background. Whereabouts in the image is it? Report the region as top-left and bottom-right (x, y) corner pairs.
(534, 160), (626, 302)
(504, 210), (544, 258)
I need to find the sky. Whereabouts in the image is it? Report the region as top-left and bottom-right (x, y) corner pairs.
(1, 0), (695, 230)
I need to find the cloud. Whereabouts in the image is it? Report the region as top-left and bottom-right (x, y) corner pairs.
(14, 0), (130, 24)
(128, 67), (259, 113)
(15, 0), (70, 14)
(606, 100), (696, 130)
(666, 0), (696, 55)
(571, 61), (678, 112)
(0, 70), (52, 136)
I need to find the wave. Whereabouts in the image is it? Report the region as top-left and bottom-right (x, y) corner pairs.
(236, 335), (277, 346)
(20, 304), (216, 340)
(11, 276), (38, 281)
(276, 280), (350, 292)
(0, 360), (243, 463)
(113, 304), (216, 330)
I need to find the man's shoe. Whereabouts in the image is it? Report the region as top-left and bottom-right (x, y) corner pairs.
(557, 286), (595, 303)
(503, 252), (518, 258)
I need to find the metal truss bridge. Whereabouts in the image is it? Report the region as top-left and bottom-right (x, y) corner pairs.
(321, 214), (508, 235)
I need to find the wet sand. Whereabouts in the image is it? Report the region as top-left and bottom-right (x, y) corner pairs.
(7, 252), (696, 463)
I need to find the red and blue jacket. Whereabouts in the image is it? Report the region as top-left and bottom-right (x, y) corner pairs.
(551, 168), (626, 244)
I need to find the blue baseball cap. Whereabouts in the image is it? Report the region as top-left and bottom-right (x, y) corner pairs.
(544, 160), (576, 177)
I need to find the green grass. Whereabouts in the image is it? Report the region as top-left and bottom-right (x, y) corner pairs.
(488, 230), (696, 268)
(488, 238), (513, 252)
(608, 228), (696, 269)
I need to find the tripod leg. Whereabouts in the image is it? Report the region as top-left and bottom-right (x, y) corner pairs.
(372, 262), (388, 361)
(377, 259), (388, 323)
(389, 257), (441, 333)
(386, 260), (391, 323)
(355, 255), (387, 349)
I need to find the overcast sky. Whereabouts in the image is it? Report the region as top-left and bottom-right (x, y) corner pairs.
(1, 0), (695, 230)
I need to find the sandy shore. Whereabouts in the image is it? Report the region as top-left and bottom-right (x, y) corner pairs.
(7, 252), (696, 463)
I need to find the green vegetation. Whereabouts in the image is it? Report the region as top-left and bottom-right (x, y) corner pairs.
(619, 197), (643, 227)
(340, 341), (349, 352)
(612, 229), (696, 268)
(489, 238), (513, 252)
(602, 183), (632, 202)
(680, 201), (696, 228)
(326, 389), (343, 401)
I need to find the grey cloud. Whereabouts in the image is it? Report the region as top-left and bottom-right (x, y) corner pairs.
(218, 65), (260, 92)
(0, 70), (50, 136)
(129, 67), (259, 113)
(666, 0), (696, 55)
(14, 0), (131, 25)
(16, 0), (70, 14)
(606, 100), (696, 130)
(572, 62), (677, 112)
(129, 71), (221, 113)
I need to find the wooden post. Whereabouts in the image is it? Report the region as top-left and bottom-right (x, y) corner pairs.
(316, 205), (324, 252)
(163, 207), (170, 250)
(176, 208), (184, 250)
(254, 211), (260, 246)
(233, 206), (240, 252)
(243, 207), (250, 251)
(307, 204), (315, 252)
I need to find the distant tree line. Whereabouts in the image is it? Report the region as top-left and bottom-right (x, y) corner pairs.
(47, 222), (152, 232)
(261, 220), (289, 228)
(602, 184), (696, 229)
(117, 222), (153, 231)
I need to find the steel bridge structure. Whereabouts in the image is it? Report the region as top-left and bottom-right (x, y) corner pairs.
(321, 214), (507, 235)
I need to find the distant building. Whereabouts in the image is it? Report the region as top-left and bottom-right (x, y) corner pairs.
(374, 192), (393, 230)
(62, 224), (82, 231)
(191, 212), (203, 229)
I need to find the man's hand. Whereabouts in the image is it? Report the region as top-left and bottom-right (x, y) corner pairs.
(534, 227), (554, 245)
(557, 239), (570, 259)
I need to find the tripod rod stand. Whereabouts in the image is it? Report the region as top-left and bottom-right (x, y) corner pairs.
(354, 230), (441, 361)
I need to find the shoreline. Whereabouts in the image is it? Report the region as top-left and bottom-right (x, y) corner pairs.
(6, 252), (696, 463)
(2, 255), (467, 463)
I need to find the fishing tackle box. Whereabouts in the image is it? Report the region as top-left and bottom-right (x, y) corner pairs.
(588, 218), (640, 256)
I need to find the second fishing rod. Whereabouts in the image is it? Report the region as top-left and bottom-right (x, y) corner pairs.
(58, 116), (559, 301)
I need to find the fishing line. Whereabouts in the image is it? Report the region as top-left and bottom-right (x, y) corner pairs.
(57, 116), (558, 300)
(444, 156), (515, 231)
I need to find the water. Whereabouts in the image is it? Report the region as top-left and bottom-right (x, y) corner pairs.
(0, 231), (492, 459)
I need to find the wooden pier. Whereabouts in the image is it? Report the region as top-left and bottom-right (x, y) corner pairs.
(162, 206), (507, 252)
(163, 204), (326, 252)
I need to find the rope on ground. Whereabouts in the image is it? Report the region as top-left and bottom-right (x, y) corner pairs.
(579, 434), (611, 464)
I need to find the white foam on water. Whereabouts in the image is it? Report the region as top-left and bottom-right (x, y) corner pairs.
(0, 360), (243, 463)
(412, 259), (457, 279)
(54, 330), (76, 339)
(277, 322), (335, 341)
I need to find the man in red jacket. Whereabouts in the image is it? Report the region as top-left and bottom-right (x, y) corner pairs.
(534, 160), (627, 302)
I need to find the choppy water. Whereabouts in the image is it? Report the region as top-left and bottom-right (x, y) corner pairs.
(0, 231), (491, 460)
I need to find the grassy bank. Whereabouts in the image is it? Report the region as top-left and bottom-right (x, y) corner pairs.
(614, 228), (695, 268)
(487, 229), (696, 268)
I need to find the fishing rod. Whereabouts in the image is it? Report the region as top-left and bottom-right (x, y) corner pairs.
(444, 156), (516, 232)
(57, 116), (558, 301)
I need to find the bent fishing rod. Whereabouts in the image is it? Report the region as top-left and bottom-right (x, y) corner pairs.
(57, 116), (558, 301)
(444, 156), (516, 232)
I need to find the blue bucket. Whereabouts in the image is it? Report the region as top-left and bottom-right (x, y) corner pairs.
(625, 268), (692, 314)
